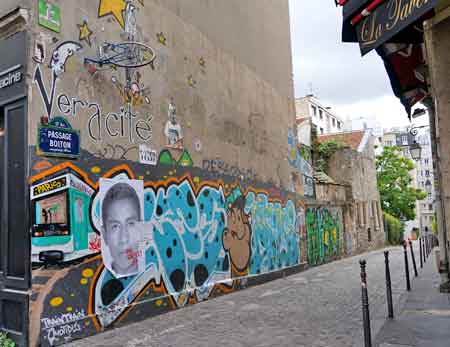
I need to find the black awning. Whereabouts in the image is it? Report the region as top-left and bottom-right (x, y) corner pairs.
(341, 0), (438, 55)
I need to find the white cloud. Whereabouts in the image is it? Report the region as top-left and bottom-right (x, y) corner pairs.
(288, 0), (424, 130)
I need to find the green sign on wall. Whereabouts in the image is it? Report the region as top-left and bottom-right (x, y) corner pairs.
(38, 0), (61, 33)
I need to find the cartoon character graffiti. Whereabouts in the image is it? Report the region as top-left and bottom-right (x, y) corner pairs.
(33, 41), (83, 119)
(111, 71), (151, 106)
(223, 193), (251, 272)
(164, 99), (184, 149)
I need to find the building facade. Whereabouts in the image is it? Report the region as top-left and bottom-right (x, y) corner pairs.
(295, 95), (344, 136)
(318, 131), (385, 254)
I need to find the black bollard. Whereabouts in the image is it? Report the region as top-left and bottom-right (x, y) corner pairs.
(419, 237), (423, 269)
(360, 259), (372, 347)
(422, 236), (426, 263)
(402, 241), (411, 291)
(384, 251), (394, 319)
(409, 240), (418, 277)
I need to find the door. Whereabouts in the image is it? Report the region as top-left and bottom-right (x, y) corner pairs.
(69, 189), (89, 252)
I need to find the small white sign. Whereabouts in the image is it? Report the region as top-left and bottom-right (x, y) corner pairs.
(139, 144), (157, 165)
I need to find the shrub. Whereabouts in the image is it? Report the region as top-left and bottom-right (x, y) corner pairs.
(384, 212), (403, 245)
(0, 332), (15, 347)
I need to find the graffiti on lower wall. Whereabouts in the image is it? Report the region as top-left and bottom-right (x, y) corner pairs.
(30, 160), (307, 346)
(306, 207), (343, 265)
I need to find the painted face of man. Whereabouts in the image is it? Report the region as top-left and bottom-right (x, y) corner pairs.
(103, 198), (140, 276)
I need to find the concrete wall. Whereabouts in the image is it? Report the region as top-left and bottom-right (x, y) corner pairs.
(156, 0), (294, 99)
(21, 1), (338, 346)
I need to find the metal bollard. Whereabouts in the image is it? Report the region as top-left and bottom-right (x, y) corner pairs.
(409, 240), (418, 277)
(419, 237), (423, 269)
(360, 259), (372, 347)
(422, 237), (426, 263)
(402, 241), (411, 291)
(384, 251), (394, 319)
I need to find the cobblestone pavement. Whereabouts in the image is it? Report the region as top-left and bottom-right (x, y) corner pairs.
(66, 244), (419, 347)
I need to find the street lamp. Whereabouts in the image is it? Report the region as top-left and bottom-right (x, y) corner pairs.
(409, 141), (422, 161)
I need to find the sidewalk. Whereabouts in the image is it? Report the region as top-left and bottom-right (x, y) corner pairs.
(374, 248), (450, 347)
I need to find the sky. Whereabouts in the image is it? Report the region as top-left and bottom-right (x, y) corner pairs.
(288, 0), (429, 130)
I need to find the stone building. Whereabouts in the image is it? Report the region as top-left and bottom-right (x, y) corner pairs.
(336, 0), (450, 291)
(318, 130), (385, 254)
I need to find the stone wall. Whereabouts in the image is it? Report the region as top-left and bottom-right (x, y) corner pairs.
(326, 139), (385, 253)
(424, 15), (450, 273)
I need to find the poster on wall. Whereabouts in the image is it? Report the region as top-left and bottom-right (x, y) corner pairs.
(38, 0), (61, 33)
(98, 178), (146, 278)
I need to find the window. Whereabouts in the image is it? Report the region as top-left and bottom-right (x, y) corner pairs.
(332, 118), (336, 127)
(337, 122), (341, 129)
(401, 135), (408, 145)
(402, 148), (409, 157)
(319, 109), (323, 120)
(429, 204), (433, 211)
(425, 159), (429, 165)
(428, 192), (432, 199)
(368, 228), (372, 242)
(421, 181), (424, 187)
(385, 140), (393, 147)
(311, 105), (317, 117)
(320, 127), (324, 134)
(425, 170), (430, 177)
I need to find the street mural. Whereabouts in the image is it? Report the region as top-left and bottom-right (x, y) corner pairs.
(30, 161), (310, 346)
(28, 1), (344, 346)
(306, 207), (343, 265)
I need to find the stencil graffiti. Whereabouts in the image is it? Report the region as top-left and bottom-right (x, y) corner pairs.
(306, 207), (342, 265)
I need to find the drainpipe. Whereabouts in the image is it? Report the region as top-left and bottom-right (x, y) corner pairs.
(428, 104), (449, 291)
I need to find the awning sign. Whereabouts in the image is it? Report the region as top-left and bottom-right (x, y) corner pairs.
(356, 0), (438, 55)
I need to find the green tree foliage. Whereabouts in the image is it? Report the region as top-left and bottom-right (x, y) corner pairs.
(376, 146), (427, 221)
(384, 212), (403, 245)
(0, 332), (15, 347)
(313, 140), (345, 173)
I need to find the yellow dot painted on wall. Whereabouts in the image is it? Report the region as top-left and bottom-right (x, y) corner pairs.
(66, 306), (73, 312)
(193, 177), (200, 184)
(155, 299), (163, 307)
(85, 321), (90, 327)
(91, 166), (101, 174)
(80, 278), (88, 285)
(138, 176), (144, 180)
(82, 268), (94, 278)
(50, 297), (64, 307)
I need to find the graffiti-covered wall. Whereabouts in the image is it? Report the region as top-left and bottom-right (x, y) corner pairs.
(25, 1), (333, 346)
(306, 207), (344, 266)
(29, 158), (309, 346)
